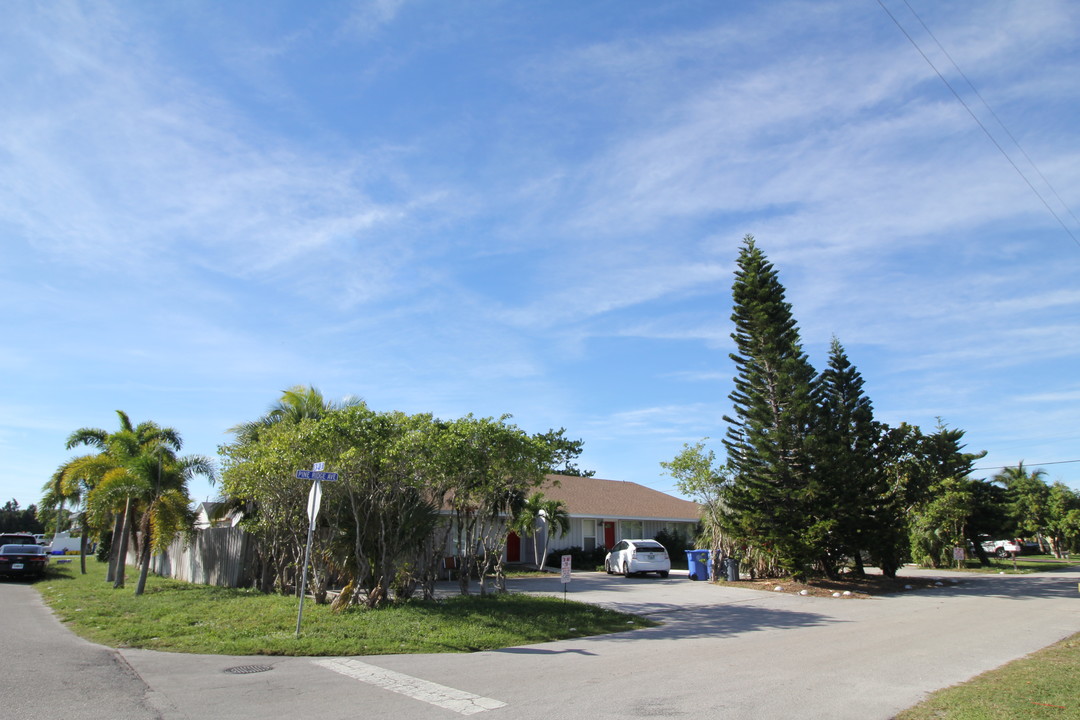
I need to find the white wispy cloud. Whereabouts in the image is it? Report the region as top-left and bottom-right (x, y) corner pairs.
(0, 3), (436, 309)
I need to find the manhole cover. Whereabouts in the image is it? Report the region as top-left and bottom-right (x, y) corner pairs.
(224, 665), (274, 675)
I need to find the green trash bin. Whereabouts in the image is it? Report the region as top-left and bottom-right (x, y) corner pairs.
(686, 550), (710, 581)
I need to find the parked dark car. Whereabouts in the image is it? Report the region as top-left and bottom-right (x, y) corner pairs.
(0, 533), (38, 546)
(0, 544), (50, 578)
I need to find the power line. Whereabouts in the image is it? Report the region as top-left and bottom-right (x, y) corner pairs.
(877, 0), (1080, 249)
(973, 459), (1080, 471)
(899, 0), (1080, 235)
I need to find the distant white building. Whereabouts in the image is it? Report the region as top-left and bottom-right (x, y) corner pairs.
(194, 502), (243, 530)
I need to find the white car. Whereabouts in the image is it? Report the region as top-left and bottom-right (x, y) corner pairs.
(981, 539), (1021, 558)
(604, 539), (671, 578)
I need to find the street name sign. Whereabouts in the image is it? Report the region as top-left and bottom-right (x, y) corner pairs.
(295, 469), (339, 482)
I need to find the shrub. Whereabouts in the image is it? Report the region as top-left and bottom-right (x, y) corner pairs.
(95, 530), (112, 563)
(545, 546), (608, 571)
(654, 528), (693, 569)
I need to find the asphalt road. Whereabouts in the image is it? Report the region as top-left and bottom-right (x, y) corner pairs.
(4, 567), (1078, 720)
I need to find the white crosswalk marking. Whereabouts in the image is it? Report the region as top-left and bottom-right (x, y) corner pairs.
(313, 657), (507, 715)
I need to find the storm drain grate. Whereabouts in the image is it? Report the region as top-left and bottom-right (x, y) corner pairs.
(225, 664), (274, 675)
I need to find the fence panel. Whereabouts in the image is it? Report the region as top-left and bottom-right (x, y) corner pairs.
(144, 527), (254, 588)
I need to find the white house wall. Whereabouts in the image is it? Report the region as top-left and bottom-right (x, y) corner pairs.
(543, 517), (696, 554)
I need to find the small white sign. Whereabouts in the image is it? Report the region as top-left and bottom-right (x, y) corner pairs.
(560, 554), (572, 584)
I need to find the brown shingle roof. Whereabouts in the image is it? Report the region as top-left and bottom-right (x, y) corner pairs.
(539, 474), (700, 522)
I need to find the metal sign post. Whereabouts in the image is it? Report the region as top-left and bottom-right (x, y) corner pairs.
(560, 554), (571, 603)
(295, 463), (338, 637)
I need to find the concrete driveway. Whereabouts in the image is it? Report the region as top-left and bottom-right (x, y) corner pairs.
(8, 567), (1080, 719)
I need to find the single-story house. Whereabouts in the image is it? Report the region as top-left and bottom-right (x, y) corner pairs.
(508, 474), (701, 563)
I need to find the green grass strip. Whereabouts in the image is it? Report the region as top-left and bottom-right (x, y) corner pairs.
(34, 560), (655, 656)
(897, 631), (1080, 719)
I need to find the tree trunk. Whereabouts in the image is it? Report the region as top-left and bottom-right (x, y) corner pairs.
(106, 511), (123, 582)
(851, 551), (866, 577)
(135, 513), (152, 596)
(113, 498), (132, 589)
(79, 525), (88, 575)
(1037, 534), (1049, 554)
(1047, 536), (1062, 559)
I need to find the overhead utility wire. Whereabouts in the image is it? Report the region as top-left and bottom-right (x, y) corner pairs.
(877, 0), (1080, 249)
(900, 0), (1080, 234)
(973, 459), (1080, 471)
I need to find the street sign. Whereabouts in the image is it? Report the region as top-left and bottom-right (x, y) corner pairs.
(295, 469), (339, 482)
(313, 461), (325, 471)
(560, 554), (572, 584)
(306, 480), (323, 523)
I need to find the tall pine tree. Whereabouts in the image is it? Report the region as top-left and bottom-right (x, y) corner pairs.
(723, 235), (820, 578)
(814, 337), (883, 578)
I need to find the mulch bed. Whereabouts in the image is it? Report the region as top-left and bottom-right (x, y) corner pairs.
(721, 573), (952, 598)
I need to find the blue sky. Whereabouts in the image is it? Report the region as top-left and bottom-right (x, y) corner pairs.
(3, 1), (1079, 509)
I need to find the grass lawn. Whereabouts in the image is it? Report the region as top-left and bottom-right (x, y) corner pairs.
(34, 560), (655, 656)
(896, 631), (1080, 719)
(957, 555), (1079, 574)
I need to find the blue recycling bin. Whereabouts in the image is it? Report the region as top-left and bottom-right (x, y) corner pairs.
(686, 549), (711, 581)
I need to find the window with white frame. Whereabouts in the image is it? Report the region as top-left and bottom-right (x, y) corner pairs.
(621, 519), (643, 539)
(582, 519), (596, 551)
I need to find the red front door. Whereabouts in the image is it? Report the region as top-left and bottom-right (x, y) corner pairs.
(506, 531), (521, 563)
(603, 522), (615, 550)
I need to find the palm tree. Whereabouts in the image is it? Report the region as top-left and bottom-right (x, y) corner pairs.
(66, 411), (185, 587)
(511, 492), (571, 569)
(130, 447), (213, 595)
(42, 455), (112, 574)
(228, 385), (363, 444)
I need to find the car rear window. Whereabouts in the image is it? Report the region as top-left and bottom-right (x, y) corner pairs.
(635, 543), (665, 551)
(1, 544), (44, 554)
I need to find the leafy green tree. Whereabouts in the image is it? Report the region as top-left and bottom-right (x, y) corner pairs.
(660, 440), (740, 577)
(1044, 482), (1080, 557)
(909, 476), (976, 568)
(722, 235), (821, 579)
(0, 500), (44, 533)
(313, 406), (441, 607)
(995, 463), (1051, 550)
(219, 418), (316, 595)
(436, 415), (550, 596)
(903, 423), (986, 569)
(950, 477), (1009, 566)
